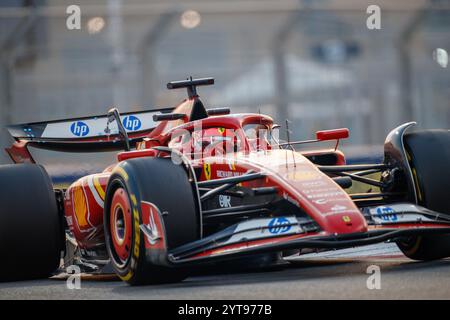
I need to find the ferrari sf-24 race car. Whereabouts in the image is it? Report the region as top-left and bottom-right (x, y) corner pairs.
(1, 77), (450, 285)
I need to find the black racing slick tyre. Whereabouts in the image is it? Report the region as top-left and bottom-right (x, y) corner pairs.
(104, 157), (200, 285)
(0, 164), (63, 281)
(396, 130), (450, 260)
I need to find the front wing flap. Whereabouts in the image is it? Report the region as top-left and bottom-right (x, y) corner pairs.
(142, 201), (450, 267)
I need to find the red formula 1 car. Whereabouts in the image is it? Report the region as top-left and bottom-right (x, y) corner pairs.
(1, 77), (450, 284)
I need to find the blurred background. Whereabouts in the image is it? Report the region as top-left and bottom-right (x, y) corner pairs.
(0, 0), (449, 176)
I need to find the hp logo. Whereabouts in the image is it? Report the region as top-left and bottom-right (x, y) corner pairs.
(268, 217), (291, 234)
(123, 115), (141, 131)
(70, 121), (89, 137)
(376, 206), (397, 222)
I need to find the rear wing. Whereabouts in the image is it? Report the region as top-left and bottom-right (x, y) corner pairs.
(6, 107), (173, 163)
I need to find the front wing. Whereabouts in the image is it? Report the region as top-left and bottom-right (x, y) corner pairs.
(140, 202), (450, 267)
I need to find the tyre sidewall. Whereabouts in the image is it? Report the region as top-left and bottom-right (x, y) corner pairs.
(104, 164), (147, 284)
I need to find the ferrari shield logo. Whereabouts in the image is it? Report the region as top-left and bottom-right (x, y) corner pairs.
(204, 163), (212, 180)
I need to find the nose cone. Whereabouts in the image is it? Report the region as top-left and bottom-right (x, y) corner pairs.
(275, 154), (368, 234)
(319, 207), (368, 234)
(238, 149), (369, 235)
(295, 186), (368, 234)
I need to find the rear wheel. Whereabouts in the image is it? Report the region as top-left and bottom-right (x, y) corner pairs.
(104, 157), (200, 285)
(0, 164), (63, 281)
(397, 130), (450, 260)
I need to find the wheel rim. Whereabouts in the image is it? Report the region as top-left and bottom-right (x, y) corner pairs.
(114, 205), (126, 244)
(110, 188), (133, 264)
(398, 236), (422, 255)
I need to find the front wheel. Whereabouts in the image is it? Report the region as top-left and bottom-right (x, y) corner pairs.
(397, 235), (450, 261)
(104, 157), (200, 285)
(396, 130), (450, 260)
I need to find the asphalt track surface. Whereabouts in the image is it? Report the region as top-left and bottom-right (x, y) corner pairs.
(1, 243), (450, 300)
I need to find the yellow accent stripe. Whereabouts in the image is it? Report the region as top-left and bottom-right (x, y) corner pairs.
(120, 271), (133, 281)
(73, 186), (88, 228)
(406, 150), (423, 202)
(204, 163), (211, 180)
(113, 166), (129, 181)
(133, 208), (140, 257)
(411, 167), (423, 202)
(93, 176), (105, 201)
(130, 194), (137, 206)
(403, 236), (422, 256)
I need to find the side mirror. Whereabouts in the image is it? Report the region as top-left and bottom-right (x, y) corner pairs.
(206, 108), (230, 116)
(316, 128), (349, 141)
(153, 113), (187, 122)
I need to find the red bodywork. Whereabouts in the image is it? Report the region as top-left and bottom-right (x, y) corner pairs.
(58, 97), (364, 250)
(6, 91), (450, 261)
